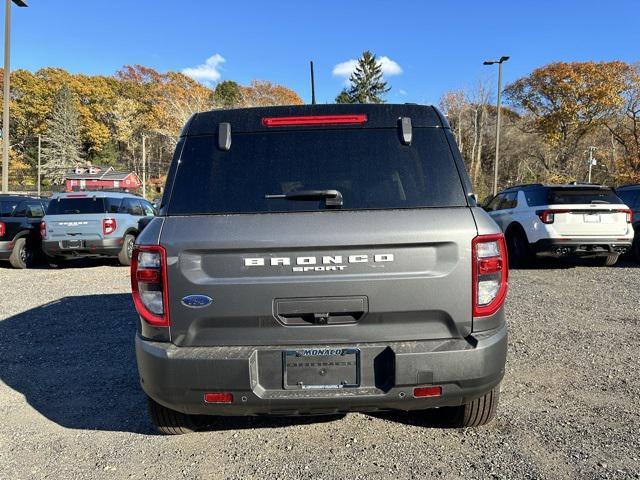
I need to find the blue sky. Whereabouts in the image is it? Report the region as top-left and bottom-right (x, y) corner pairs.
(8, 0), (640, 104)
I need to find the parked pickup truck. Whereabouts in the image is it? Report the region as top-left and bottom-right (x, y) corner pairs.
(133, 104), (509, 434)
(0, 194), (48, 268)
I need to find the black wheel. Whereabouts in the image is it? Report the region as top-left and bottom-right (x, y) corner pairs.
(449, 385), (500, 428)
(506, 228), (531, 268)
(9, 237), (33, 269)
(118, 234), (135, 266)
(147, 397), (200, 435)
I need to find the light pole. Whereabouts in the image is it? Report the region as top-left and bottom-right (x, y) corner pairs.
(484, 55), (509, 196)
(2, 0), (28, 193)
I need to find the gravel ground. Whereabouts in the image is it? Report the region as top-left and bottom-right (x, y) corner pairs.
(0, 259), (639, 480)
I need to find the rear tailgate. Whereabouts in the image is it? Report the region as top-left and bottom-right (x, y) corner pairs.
(163, 209), (476, 347)
(550, 207), (629, 237)
(45, 214), (104, 242)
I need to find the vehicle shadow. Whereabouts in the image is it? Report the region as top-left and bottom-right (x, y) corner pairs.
(0, 294), (343, 434)
(511, 256), (639, 271)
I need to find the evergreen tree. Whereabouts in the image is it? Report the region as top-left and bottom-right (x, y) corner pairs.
(42, 85), (83, 183)
(213, 80), (243, 108)
(335, 51), (390, 104)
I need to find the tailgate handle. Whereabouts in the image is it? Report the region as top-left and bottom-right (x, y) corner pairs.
(274, 297), (368, 326)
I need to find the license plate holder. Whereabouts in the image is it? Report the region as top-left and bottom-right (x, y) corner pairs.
(63, 240), (84, 249)
(283, 348), (360, 390)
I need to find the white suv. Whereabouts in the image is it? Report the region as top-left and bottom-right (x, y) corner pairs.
(484, 184), (634, 266)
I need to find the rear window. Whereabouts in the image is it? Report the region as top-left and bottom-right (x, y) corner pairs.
(47, 197), (106, 215)
(547, 188), (622, 205)
(0, 200), (18, 216)
(168, 128), (467, 215)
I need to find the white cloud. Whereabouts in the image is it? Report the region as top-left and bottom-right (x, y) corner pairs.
(332, 55), (403, 84)
(399, 89), (407, 95)
(182, 54), (226, 85)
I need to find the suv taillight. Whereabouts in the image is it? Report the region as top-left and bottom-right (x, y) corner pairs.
(103, 218), (117, 235)
(537, 209), (557, 224)
(618, 208), (633, 223)
(131, 245), (170, 327)
(0, 221), (5, 238)
(472, 234), (509, 317)
(39, 221), (46, 239)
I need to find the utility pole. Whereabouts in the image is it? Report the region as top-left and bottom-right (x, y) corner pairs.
(483, 56), (510, 196)
(37, 134), (41, 196)
(141, 133), (146, 199)
(1, 0), (28, 193)
(587, 146), (596, 184)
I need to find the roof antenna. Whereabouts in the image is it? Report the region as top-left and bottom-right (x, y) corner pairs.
(310, 61), (316, 105)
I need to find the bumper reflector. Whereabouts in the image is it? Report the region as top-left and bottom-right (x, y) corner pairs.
(204, 392), (234, 404)
(413, 386), (442, 398)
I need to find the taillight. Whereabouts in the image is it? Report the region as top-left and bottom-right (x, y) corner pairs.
(537, 209), (556, 224)
(0, 221), (5, 238)
(39, 221), (46, 239)
(472, 234), (509, 317)
(617, 208), (633, 223)
(131, 245), (170, 327)
(103, 218), (117, 235)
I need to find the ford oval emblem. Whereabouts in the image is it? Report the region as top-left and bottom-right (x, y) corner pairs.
(181, 295), (213, 308)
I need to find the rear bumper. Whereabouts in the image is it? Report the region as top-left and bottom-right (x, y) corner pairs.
(42, 237), (124, 258)
(532, 238), (633, 257)
(136, 324), (507, 416)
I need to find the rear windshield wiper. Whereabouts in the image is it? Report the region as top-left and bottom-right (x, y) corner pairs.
(265, 189), (343, 208)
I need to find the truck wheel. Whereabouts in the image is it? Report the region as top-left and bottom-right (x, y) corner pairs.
(506, 229), (531, 268)
(118, 234), (135, 266)
(9, 238), (33, 269)
(147, 397), (200, 435)
(449, 385), (500, 428)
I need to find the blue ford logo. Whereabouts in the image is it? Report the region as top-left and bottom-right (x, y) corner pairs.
(181, 295), (213, 308)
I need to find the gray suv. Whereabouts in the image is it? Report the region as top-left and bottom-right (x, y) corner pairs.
(42, 191), (156, 265)
(133, 104), (509, 434)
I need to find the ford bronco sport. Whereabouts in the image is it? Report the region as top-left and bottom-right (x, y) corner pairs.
(132, 104), (509, 434)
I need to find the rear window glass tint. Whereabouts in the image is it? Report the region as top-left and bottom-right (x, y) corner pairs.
(0, 201), (18, 216)
(47, 198), (106, 215)
(168, 128), (466, 215)
(105, 198), (122, 213)
(617, 190), (639, 208)
(547, 188), (622, 205)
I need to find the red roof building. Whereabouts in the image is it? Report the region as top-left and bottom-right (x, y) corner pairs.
(64, 166), (142, 192)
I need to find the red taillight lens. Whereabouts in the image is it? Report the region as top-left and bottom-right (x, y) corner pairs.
(413, 386), (442, 398)
(39, 221), (46, 239)
(131, 245), (169, 327)
(204, 392), (234, 404)
(472, 234), (509, 317)
(262, 114), (368, 127)
(537, 210), (555, 224)
(0, 221), (5, 238)
(103, 218), (117, 235)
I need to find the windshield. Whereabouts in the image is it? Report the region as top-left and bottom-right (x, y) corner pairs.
(168, 128), (467, 215)
(47, 197), (107, 215)
(547, 188), (622, 205)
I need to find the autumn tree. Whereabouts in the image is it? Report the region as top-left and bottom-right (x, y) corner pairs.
(214, 80), (243, 108)
(335, 51), (390, 104)
(241, 80), (303, 107)
(42, 85), (83, 183)
(505, 61), (631, 175)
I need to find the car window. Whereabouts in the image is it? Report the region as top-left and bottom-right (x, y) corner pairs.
(499, 192), (518, 210)
(168, 128), (467, 215)
(13, 201), (28, 217)
(485, 195), (503, 212)
(47, 197), (107, 215)
(0, 200), (18, 216)
(547, 188), (622, 205)
(26, 202), (45, 218)
(142, 201), (155, 216)
(524, 188), (549, 207)
(105, 197), (123, 214)
(121, 198), (144, 216)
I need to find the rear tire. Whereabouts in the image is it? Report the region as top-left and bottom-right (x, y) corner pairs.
(506, 228), (532, 268)
(118, 234), (135, 266)
(449, 385), (500, 428)
(9, 237), (33, 269)
(147, 397), (200, 435)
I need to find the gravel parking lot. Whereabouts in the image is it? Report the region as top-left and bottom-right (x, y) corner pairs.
(0, 260), (639, 479)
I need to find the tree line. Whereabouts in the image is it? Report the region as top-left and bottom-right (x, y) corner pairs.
(0, 66), (302, 191)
